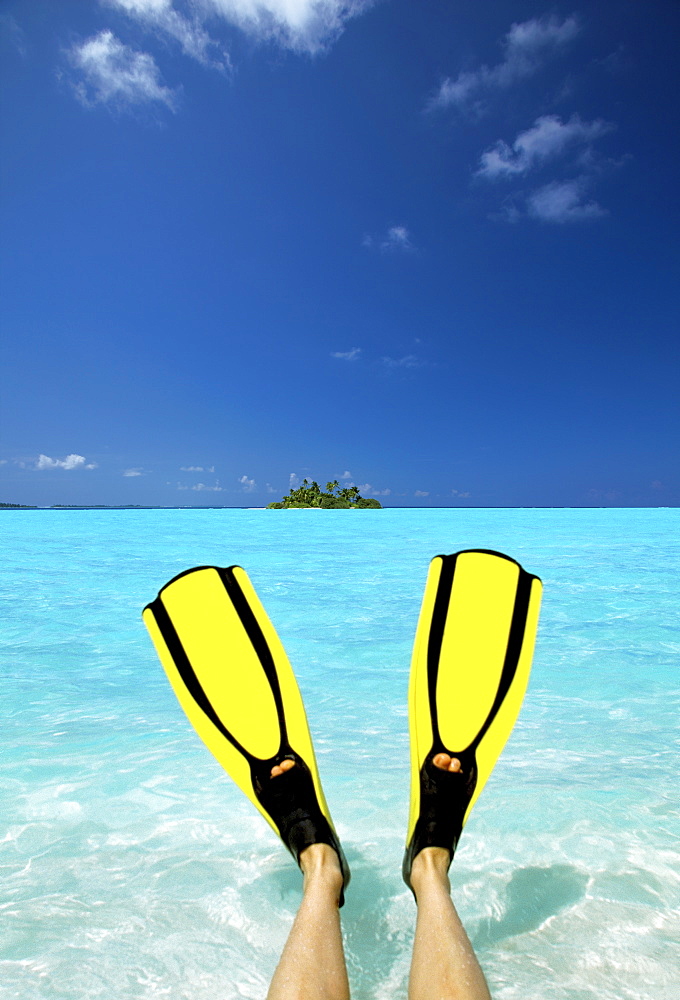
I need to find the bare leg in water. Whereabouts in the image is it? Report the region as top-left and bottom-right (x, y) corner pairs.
(408, 753), (492, 1000)
(266, 759), (349, 1000)
(265, 754), (491, 1000)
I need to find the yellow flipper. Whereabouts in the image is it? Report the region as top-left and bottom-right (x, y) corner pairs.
(404, 550), (542, 886)
(143, 565), (349, 898)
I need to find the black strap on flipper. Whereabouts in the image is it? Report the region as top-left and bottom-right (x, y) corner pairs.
(404, 551), (535, 893)
(427, 551), (533, 759)
(147, 568), (350, 904)
(147, 566), (289, 764)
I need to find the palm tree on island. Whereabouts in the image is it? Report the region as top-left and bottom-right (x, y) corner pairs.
(267, 479), (382, 509)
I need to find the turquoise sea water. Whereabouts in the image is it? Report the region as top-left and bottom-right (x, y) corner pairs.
(1, 507), (678, 1000)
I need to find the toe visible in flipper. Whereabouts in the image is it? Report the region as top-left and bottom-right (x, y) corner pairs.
(403, 550), (542, 895)
(255, 753), (350, 904)
(143, 565), (350, 905)
(402, 750), (477, 891)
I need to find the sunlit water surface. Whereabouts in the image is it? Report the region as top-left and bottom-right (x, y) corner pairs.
(2, 507), (678, 999)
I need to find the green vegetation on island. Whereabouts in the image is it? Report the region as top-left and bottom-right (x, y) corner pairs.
(0, 501), (38, 508)
(267, 479), (382, 509)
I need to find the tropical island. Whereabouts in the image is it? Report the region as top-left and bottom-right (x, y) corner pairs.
(267, 479), (382, 509)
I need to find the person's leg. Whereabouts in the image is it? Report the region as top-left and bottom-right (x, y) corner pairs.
(266, 842), (349, 1000)
(408, 755), (492, 1000)
(266, 760), (349, 1000)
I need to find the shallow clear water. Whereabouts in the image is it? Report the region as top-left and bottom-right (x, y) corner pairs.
(1, 507), (678, 999)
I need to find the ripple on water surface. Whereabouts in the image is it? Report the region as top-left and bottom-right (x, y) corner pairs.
(1, 508), (679, 998)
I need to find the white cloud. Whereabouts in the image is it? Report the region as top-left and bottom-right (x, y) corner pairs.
(192, 481), (223, 491)
(289, 473), (299, 489)
(181, 465), (204, 471)
(414, 490), (429, 497)
(265, 483), (277, 493)
(372, 488), (390, 496)
(238, 474), (256, 492)
(340, 470), (352, 479)
(1, 14), (27, 57)
(504, 14), (580, 65)
(433, 14), (580, 111)
(381, 354), (422, 369)
(527, 179), (606, 223)
(451, 489), (471, 498)
(104, 0), (229, 69)
(490, 200), (522, 224)
(108, 0), (373, 59)
(356, 482), (371, 492)
(363, 225), (415, 252)
(201, 0), (372, 55)
(69, 30), (178, 110)
(33, 454), (97, 471)
(331, 347), (361, 361)
(477, 115), (614, 179)
(380, 225), (414, 252)
(123, 468), (143, 476)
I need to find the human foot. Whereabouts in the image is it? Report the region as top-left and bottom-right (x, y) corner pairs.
(402, 749), (477, 894)
(410, 756), (461, 888)
(260, 755), (350, 904)
(270, 759), (340, 869)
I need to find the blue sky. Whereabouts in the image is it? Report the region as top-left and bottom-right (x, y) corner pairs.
(1, 1), (678, 507)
